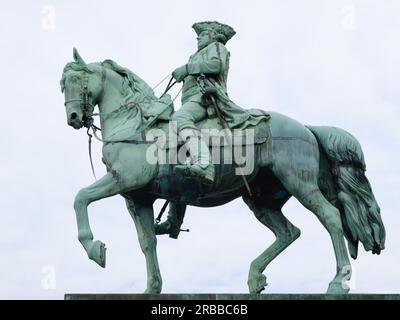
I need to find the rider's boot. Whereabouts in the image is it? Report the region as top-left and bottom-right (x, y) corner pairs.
(174, 128), (214, 184)
(155, 203), (184, 239)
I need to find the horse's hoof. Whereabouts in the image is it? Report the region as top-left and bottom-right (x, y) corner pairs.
(327, 281), (350, 294)
(89, 240), (106, 268)
(248, 273), (267, 294)
(144, 281), (162, 294)
(144, 288), (161, 294)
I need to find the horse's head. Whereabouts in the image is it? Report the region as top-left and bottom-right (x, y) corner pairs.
(60, 48), (105, 129)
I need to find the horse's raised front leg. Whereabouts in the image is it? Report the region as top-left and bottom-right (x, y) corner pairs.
(125, 198), (162, 294)
(74, 172), (121, 267)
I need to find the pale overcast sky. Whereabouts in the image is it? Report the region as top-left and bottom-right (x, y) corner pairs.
(1, 0), (399, 299)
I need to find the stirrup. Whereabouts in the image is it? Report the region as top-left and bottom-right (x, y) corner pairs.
(169, 226), (190, 239)
(155, 220), (189, 239)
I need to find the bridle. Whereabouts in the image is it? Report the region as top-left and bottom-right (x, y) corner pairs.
(64, 68), (103, 129)
(64, 66), (176, 180)
(64, 67), (106, 179)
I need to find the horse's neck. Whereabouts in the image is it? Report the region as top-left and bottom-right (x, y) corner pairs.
(98, 86), (139, 141)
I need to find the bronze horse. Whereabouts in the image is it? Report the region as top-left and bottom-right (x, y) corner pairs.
(61, 49), (385, 294)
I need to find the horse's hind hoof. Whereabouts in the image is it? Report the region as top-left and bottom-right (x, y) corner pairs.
(89, 240), (106, 268)
(327, 281), (350, 294)
(248, 273), (267, 294)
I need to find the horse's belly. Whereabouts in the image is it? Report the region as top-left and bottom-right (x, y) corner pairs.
(192, 184), (247, 207)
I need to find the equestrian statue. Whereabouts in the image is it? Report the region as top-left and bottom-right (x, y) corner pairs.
(60, 21), (385, 294)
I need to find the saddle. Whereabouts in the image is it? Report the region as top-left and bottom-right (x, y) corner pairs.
(151, 108), (271, 150)
(147, 110), (271, 205)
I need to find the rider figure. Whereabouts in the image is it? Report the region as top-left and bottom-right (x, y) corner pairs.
(156, 21), (257, 238)
(155, 21), (236, 237)
(171, 21), (237, 183)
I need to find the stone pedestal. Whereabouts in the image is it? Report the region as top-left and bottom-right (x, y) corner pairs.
(65, 293), (400, 300)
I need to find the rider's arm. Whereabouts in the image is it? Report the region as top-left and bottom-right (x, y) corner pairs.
(186, 42), (228, 75)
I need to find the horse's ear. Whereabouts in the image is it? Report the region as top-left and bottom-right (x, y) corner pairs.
(73, 47), (86, 65)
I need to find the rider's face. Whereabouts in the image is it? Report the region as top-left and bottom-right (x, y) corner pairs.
(197, 31), (213, 50)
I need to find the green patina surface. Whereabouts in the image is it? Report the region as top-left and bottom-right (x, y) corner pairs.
(61, 21), (385, 295)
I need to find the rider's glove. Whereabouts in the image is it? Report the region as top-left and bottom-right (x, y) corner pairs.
(172, 65), (189, 83)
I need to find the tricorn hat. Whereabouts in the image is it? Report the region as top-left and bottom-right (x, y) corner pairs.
(192, 21), (236, 44)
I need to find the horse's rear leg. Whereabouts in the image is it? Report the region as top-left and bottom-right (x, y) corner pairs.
(280, 169), (351, 293)
(125, 198), (162, 294)
(297, 190), (351, 293)
(272, 135), (351, 293)
(243, 195), (301, 294)
(278, 175), (351, 293)
(74, 173), (122, 267)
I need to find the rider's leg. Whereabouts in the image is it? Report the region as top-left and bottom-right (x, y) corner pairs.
(172, 100), (214, 183)
(176, 128), (214, 182)
(154, 100), (212, 238)
(155, 202), (187, 238)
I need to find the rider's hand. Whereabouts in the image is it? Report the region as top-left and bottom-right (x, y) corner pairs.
(172, 65), (188, 82)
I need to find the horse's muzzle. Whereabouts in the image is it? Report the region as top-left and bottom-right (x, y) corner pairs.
(68, 112), (83, 129)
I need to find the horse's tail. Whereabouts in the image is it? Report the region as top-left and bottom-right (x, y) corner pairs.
(307, 125), (385, 259)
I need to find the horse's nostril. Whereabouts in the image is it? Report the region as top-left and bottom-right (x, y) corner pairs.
(70, 112), (77, 120)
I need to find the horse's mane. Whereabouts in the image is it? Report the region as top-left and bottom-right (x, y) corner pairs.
(61, 60), (156, 100)
(101, 59), (156, 101)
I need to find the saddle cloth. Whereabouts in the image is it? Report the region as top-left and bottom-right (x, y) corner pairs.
(151, 109), (271, 149)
